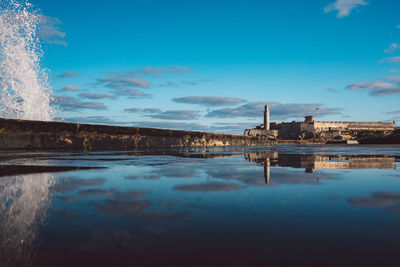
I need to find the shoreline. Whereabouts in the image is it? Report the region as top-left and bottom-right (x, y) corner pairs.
(1, 117), (398, 151)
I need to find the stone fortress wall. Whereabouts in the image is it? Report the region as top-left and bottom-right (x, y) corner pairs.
(244, 105), (395, 141)
(313, 121), (395, 132)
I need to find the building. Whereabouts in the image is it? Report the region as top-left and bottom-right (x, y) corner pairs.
(244, 105), (395, 140)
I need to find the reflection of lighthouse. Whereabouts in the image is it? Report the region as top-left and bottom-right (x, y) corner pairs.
(0, 173), (55, 266)
(264, 158), (270, 184)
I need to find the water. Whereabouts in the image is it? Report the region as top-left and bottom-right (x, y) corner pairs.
(0, 0), (55, 121)
(1, 145), (400, 266)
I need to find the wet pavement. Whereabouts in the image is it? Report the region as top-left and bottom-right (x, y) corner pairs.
(1, 145), (400, 266)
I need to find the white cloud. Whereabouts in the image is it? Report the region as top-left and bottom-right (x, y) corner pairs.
(79, 93), (117, 100)
(140, 66), (191, 76)
(52, 96), (107, 111)
(206, 102), (341, 120)
(93, 66), (193, 98)
(38, 16), (67, 46)
(98, 77), (150, 89)
(114, 88), (151, 98)
(324, 0), (367, 18)
(143, 108), (162, 113)
(384, 43), (400, 54)
(347, 80), (400, 96)
(173, 96), (246, 107)
(60, 85), (79, 92)
(114, 66), (192, 78)
(385, 76), (400, 83)
(145, 110), (201, 120)
(380, 57), (400, 64)
(123, 108), (200, 120)
(158, 81), (179, 87)
(57, 71), (82, 78)
(385, 110), (400, 115)
(131, 121), (209, 132)
(326, 88), (339, 93)
(123, 108), (142, 113)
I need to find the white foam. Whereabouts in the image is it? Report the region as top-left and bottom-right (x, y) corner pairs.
(0, 0), (56, 121)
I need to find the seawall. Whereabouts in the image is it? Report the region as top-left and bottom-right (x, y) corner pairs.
(0, 118), (276, 150)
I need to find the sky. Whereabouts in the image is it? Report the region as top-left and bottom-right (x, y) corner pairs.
(29, 0), (400, 133)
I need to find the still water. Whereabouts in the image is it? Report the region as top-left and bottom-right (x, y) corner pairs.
(1, 145), (400, 267)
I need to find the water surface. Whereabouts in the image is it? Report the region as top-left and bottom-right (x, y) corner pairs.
(1, 145), (400, 266)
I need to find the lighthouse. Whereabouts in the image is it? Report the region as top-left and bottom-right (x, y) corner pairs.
(264, 105), (270, 130)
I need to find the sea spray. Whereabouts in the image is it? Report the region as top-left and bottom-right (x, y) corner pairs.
(0, 0), (56, 121)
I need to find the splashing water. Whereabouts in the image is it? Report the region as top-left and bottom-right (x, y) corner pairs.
(0, 0), (56, 121)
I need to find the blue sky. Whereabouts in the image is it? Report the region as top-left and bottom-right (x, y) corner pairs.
(30, 0), (400, 133)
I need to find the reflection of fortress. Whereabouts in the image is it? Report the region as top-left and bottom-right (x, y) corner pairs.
(245, 152), (396, 184)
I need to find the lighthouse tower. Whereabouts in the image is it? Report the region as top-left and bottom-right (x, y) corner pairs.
(264, 105), (270, 130)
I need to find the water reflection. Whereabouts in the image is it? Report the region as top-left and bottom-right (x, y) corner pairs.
(0, 147), (400, 266)
(245, 152), (396, 184)
(348, 192), (400, 212)
(51, 176), (106, 193)
(0, 173), (54, 267)
(173, 182), (246, 192)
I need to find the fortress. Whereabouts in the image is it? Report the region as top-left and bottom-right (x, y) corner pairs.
(244, 105), (395, 141)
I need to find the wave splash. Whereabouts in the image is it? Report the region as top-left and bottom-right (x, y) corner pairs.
(0, 0), (56, 121)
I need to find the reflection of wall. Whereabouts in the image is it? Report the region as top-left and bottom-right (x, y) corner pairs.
(0, 173), (54, 267)
(245, 152), (396, 170)
(301, 155), (396, 170)
(245, 152), (396, 183)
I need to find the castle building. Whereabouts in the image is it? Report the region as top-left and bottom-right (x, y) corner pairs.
(244, 105), (395, 141)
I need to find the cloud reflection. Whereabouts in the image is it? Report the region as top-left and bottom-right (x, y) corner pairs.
(207, 164), (338, 187)
(153, 165), (198, 178)
(52, 177), (106, 193)
(173, 182), (246, 192)
(98, 191), (151, 217)
(54, 209), (80, 218)
(57, 196), (79, 203)
(78, 189), (116, 196)
(348, 192), (400, 209)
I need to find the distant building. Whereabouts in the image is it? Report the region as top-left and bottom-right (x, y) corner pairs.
(244, 105), (395, 140)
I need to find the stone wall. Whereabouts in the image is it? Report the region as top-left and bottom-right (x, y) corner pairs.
(0, 118), (275, 150)
(246, 120), (395, 140)
(313, 121), (395, 132)
(300, 122), (315, 133)
(277, 122), (302, 139)
(243, 129), (278, 138)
